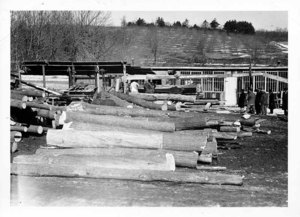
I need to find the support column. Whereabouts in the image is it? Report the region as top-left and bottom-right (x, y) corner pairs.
(100, 69), (105, 91)
(67, 67), (72, 88)
(95, 65), (100, 93)
(123, 62), (127, 93)
(224, 77), (237, 106)
(42, 65), (46, 88)
(71, 65), (76, 85)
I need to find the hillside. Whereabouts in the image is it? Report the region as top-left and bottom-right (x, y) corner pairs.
(107, 27), (288, 66)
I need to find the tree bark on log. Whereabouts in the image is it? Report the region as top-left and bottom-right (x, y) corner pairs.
(93, 91), (134, 108)
(11, 126), (28, 133)
(36, 109), (56, 119)
(11, 99), (26, 109)
(173, 117), (208, 130)
(62, 111), (176, 132)
(11, 163), (243, 185)
(35, 147), (199, 168)
(11, 93), (28, 101)
(12, 89), (45, 98)
(13, 153), (176, 171)
(26, 102), (55, 111)
(111, 91), (176, 111)
(219, 126), (241, 132)
(198, 153), (213, 163)
(17, 79), (61, 96)
(130, 93), (196, 103)
(46, 129), (207, 152)
(27, 125), (43, 134)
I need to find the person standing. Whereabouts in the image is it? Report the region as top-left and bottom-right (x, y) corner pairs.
(144, 79), (154, 93)
(247, 89), (256, 114)
(238, 89), (247, 112)
(269, 89), (276, 114)
(255, 89), (262, 115)
(130, 80), (140, 94)
(282, 87), (288, 116)
(260, 90), (268, 115)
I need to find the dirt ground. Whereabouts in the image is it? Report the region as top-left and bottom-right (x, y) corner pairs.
(10, 112), (288, 207)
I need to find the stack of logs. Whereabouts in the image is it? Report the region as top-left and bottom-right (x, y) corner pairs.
(11, 89), (270, 186)
(10, 88), (62, 153)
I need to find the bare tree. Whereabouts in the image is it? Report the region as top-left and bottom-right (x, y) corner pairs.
(146, 27), (159, 65)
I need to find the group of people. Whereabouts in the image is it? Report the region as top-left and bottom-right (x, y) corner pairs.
(238, 87), (288, 116)
(119, 79), (156, 94)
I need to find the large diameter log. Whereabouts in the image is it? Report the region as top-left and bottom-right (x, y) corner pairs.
(97, 91), (134, 108)
(36, 147), (199, 168)
(219, 126), (241, 132)
(66, 122), (207, 152)
(174, 117), (208, 130)
(27, 125), (43, 134)
(111, 91), (176, 111)
(47, 129), (163, 149)
(13, 153), (175, 172)
(78, 102), (170, 118)
(11, 92), (28, 101)
(46, 129), (207, 152)
(36, 109), (56, 119)
(26, 102), (54, 111)
(62, 111), (176, 132)
(12, 89), (45, 98)
(11, 131), (22, 142)
(11, 99), (26, 109)
(11, 126), (28, 133)
(162, 133), (207, 151)
(11, 163), (243, 185)
(131, 93), (196, 103)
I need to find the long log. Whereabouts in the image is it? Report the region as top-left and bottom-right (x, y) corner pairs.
(97, 91), (134, 108)
(27, 125), (43, 134)
(11, 92), (28, 101)
(13, 153), (176, 171)
(26, 102), (54, 111)
(12, 89), (45, 98)
(46, 129), (207, 152)
(11, 163), (243, 185)
(65, 122), (208, 153)
(219, 126), (241, 132)
(61, 111), (176, 132)
(35, 147), (199, 168)
(11, 126), (28, 133)
(111, 91), (176, 111)
(16, 78), (61, 96)
(10, 131), (22, 142)
(198, 153), (212, 164)
(11, 99), (26, 109)
(36, 109), (56, 119)
(74, 101), (170, 118)
(130, 93), (196, 103)
(174, 117), (208, 130)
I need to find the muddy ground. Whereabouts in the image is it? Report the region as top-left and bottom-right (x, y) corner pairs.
(10, 112), (288, 206)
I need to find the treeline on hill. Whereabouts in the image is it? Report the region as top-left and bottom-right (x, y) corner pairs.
(11, 11), (288, 66)
(126, 17), (255, 33)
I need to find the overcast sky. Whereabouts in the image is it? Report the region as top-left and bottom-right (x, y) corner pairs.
(109, 11), (287, 31)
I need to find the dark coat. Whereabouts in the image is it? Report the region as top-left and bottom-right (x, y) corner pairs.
(238, 92), (247, 108)
(282, 91), (288, 110)
(260, 92), (268, 105)
(247, 92), (256, 105)
(269, 92), (276, 109)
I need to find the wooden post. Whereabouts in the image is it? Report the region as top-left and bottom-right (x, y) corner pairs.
(122, 62), (127, 93)
(95, 65), (100, 93)
(100, 68), (105, 91)
(42, 65), (46, 88)
(67, 67), (72, 87)
(72, 65), (76, 85)
(17, 63), (21, 88)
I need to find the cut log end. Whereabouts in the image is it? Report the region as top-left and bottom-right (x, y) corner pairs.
(165, 153), (176, 171)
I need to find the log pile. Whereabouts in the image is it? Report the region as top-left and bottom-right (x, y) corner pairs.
(12, 88), (268, 186)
